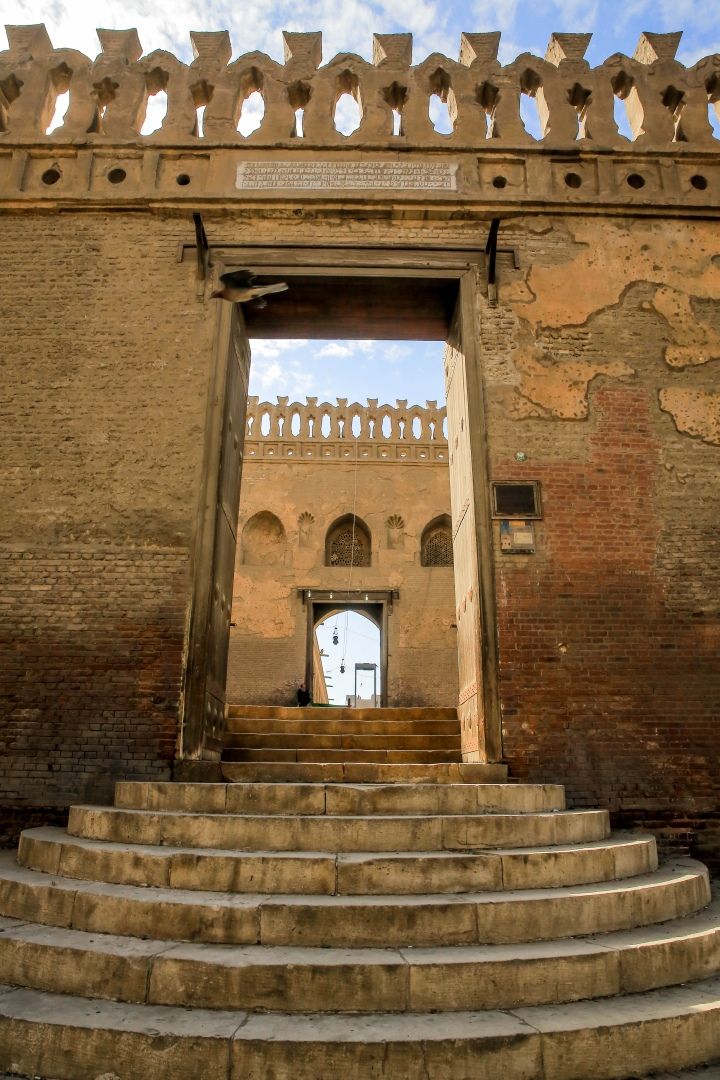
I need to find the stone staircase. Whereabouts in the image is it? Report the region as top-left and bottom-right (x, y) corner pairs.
(0, 705), (718, 1078)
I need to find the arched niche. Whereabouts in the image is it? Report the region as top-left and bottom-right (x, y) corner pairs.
(325, 514), (371, 567)
(241, 510), (287, 565)
(420, 514), (453, 567)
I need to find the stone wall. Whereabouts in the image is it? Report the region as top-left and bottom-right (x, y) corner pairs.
(1, 22), (719, 861)
(227, 397), (457, 707)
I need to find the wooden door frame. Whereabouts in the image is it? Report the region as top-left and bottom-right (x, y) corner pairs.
(185, 245), (502, 761)
(300, 589), (393, 708)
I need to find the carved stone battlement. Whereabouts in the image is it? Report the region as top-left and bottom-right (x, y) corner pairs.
(245, 396), (449, 465)
(1, 25), (718, 151)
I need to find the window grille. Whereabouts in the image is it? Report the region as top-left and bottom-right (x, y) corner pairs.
(421, 525), (453, 566)
(326, 522), (371, 566)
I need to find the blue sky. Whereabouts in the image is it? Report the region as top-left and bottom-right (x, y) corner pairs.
(4, 0), (718, 409)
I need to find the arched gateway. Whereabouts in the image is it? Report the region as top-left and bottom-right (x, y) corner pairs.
(1, 27), (720, 1074)
(1, 18), (719, 840)
(0, 16), (718, 824)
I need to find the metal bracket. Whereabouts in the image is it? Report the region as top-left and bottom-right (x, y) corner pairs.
(485, 218), (520, 305)
(193, 212), (210, 298)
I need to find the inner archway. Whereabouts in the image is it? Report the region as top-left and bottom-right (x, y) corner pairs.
(314, 608), (381, 706)
(300, 590), (392, 707)
(192, 250), (500, 764)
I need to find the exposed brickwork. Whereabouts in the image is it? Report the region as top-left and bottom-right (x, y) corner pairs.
(0, 547), (189, 816)
(0, 211), (216, 819)
(487, 259), (720, 869)
(0, 200), (718, 869)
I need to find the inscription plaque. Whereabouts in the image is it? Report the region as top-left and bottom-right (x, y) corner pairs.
(236, 161), (458, 191)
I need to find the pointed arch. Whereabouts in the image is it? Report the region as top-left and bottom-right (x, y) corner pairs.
(421, 514), (453, 567)
(241, 510), (286, 565)
(325, 514), (371, 567)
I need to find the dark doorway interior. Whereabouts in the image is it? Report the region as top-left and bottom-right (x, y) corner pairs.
(242, 273), (459, 340)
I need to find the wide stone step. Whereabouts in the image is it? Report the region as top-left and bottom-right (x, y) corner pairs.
(225, 716), (460, 736)
(115, 781), (566, 815)
(227, 705), (458, 724)
(0, 856), (708, 947)
(222, 733), (461, 751)
(18, 829), (657, 895)
(221, 747), (461, 763)
(220, 761), (509, 783)
(66, 805), (610, 852)
(0, 978), (719, 1080)
(1, 901), (719, 1013)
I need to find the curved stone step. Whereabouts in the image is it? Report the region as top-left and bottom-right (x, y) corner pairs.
(222, 733), (461, 751)
(115, 780), (566, 816)
(219, 761), (509, 783)
(66, 805), (610, 852)
(18, 829), (658, 895)
(0, 856), (708, 947)
(1, 901), (718, 1013)
(0, 977), (719, 1080)
(221, 747), (462, 763)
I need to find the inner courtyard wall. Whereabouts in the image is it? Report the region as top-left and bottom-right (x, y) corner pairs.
(227, 397), (457, 707)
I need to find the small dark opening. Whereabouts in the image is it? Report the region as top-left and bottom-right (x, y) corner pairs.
(627, 173), (645, 189)
(176, 173), (191, 186)
(108, 167), (127, 184)
(492, 481), (541, 518)
(492, 175), (508, 189)
(41, 168), (61, 185)
(690, 174), (708, 191)
(565, 172), (582, 188)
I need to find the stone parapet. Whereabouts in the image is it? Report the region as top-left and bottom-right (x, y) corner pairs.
(1, 27), (719, 214)
(245, 396), (448, 464)
(1, 26), (718, 151)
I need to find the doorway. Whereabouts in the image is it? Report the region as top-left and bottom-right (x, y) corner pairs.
(314, 607), (382, 707)
(302, 589), (396, 707)
(184, 246), (501, 764)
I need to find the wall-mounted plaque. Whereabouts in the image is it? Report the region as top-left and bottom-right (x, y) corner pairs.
(499, 519), (535, 554)
(236, 161), (458, 190)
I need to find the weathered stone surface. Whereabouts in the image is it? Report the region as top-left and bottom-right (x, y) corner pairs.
(113, 780), (564, 815)
(66, 804), (611, 852)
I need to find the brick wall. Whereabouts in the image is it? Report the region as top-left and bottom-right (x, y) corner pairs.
(0, 547), (189, 845)
(1, 204), (719, 870)
(482, 216), (720, 868)
(0, 211), (216, 834)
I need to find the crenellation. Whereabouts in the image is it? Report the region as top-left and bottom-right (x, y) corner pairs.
(246, 397), (448, 450)
(1, 24), (719, 156)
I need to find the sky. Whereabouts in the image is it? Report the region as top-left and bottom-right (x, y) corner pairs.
(316, 611), (381, 704)
(4, 0), (719, 407)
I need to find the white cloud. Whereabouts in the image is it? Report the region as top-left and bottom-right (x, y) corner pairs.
(319, 343), (354, 357)
(250, 339), (309, 359)
(251, 355), (315, 399)
(472, 0), (519, 36)
(548, 0), (600, 32)
(679, 40), (720, 65)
